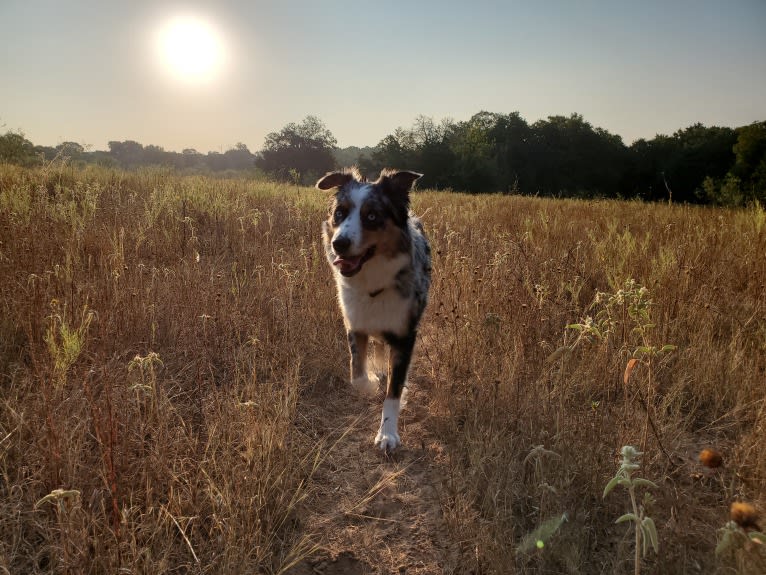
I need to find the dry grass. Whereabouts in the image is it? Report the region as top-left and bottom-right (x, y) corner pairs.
(417, 192), (766, 573)
(0, 163), (764, 573)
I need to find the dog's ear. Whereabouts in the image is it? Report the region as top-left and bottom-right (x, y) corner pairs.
(316, 171), (354, 190)
(389, 170), (422, 194)
(377, 169), (422, 198)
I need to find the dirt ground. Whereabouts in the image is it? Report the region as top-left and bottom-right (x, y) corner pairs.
(289, 375), (453, 575)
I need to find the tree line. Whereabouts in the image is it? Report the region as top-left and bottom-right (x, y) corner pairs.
(0, 135), (259, 174)
(2, 111), (764, 205)
(361, 112), (765, 205)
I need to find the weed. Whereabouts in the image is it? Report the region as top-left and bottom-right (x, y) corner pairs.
(716, 502), (766, 573)
(603, 446), (659, 574)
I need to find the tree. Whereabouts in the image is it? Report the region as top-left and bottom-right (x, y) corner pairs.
(490, 112), (534, 194)
(56, 141), (84, 158)
(180, 148), (204, 170)
(450, 112), (499, 193)
(221, 143), (255, 171)
(0, 131), (37, 165)
(731, 121), (766, 202)
(108, 140), (145, 168)
(629, 124), (737, 202)
(529, 114), (627, 197)
(255, 116), (337, 183)
(371, 116), (455, 189)
(144, 144), (170, 166)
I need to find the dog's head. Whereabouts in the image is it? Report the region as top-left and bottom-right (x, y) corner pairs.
(317, 167), (422, 277)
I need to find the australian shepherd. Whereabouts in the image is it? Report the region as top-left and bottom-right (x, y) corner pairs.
(317, 167), (431, 451)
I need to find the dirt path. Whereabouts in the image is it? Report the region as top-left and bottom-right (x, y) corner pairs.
(290, 377), (451, 575)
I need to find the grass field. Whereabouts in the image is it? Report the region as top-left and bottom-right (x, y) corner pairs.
(0, 163), (764, 574)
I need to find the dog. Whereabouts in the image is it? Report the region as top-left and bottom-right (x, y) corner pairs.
(317, 167), (431, 451)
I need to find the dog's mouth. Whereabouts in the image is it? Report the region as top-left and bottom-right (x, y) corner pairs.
(333, 246), (376, 277)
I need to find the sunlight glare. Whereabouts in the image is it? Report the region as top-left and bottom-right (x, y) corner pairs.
(156, 14), (226, 84)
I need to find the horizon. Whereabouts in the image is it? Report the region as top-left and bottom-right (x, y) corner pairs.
(2, 1), (765, 154)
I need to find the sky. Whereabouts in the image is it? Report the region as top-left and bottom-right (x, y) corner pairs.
(1, 0), (765, 153)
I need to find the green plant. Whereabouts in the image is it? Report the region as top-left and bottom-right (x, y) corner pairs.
(716, 502), (766, 573)
(603, 446), (659, 575)
(560, 279), (677, 455)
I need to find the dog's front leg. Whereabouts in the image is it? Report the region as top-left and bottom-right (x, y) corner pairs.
(348, 331), (377, 394)
(375, 331), (416, 451)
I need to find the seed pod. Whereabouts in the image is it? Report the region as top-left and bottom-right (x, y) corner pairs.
(699, 448), (723, 469)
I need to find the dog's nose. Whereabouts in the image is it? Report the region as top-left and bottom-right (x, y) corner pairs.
(332, 236), (351, 254)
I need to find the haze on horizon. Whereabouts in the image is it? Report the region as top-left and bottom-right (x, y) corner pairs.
(1, 0), (765, 154)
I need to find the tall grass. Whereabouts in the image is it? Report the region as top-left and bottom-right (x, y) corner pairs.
(1, 164), (764, 573)
(418, 192), (765, 572)
(0, 164), (333, 573)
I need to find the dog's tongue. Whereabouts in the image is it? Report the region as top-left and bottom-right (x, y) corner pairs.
(333, 255), (363, 274)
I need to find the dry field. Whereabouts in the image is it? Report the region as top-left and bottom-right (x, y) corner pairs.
(0, 164), (764, 574)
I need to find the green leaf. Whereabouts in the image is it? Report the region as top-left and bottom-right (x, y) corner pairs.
(715, 529), (734, 557)
(749, 531), (766, 544)
(632, 478), (658, 490)
(641, 523), (649, 556)
(660, 344), (677, 353)
(642, 516), (659, 553)
(515, 513), (568, 555)
(602, 476), (620, 499)
(615, 513), (639, 524)
(634, 346), (655, 356)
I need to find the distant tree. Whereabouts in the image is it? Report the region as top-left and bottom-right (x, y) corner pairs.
(485, 111), (533, 194)
(371, 116), (455, 189)
(255, 116), (337, 183)
(56, 141), (84, 158)
(0, 131), (37, 165)
(180, 148), (204, 170)
(333, 146), (377, 170)
(143, 144), (170, 166)
(372, 132), (411, 172)
(626, 136), (674, 200)
(700, 121), (766, 205)
(670, 124), (737, 202)
(221, 143), (255, 171)
(529, 114), (627, 197)
(34, 145), (58, 162)
(205, 151), (227, 171)
(629, 124), (737, 203)
(731, 121), (766, 202)
(450, 111), (501, 193)
(108, 140), (145, 168)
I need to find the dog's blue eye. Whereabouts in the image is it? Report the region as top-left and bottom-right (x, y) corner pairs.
(334, 208), (345, 220)
(367, 213), (376, 221)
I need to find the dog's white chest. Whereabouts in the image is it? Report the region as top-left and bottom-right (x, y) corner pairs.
(335, 252), (412, 336)
(339, 286), (411, 336)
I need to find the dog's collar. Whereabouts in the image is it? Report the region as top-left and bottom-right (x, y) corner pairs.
(369, 287), (385, 298)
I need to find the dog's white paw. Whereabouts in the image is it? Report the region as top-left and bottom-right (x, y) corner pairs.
(374, 398), (401, 451)
(352, 374), (379, 395)
(375, 427), (401, 451)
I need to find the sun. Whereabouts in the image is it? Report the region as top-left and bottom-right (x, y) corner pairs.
(156, 15), (226, 84)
